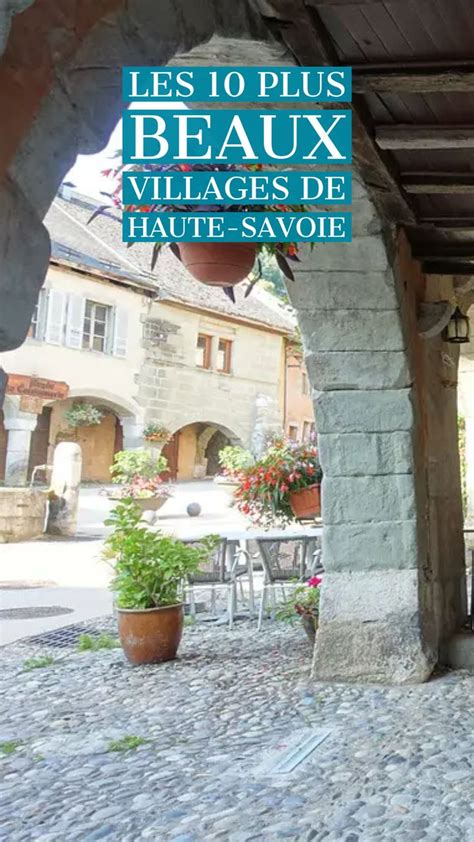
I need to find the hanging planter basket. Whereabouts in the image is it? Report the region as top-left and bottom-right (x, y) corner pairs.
(177, 242), (257, 288)
(289, 484), (321, 519)
(64, 403), (105, 429)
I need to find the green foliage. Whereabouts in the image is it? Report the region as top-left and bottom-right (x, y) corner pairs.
(143, 423), (172, 443)
(111, 449), (168, 484)
(218, 445), (254, 475)
(277, 578), (321, 622)
(259, 251), (289, 302)
(65, 402), (104, 428)
(107, 735), (147, 752)
(103, 499), (220, 609)
(236, 439), (322, 527)
(23, 655), (55, 671)
(77, 633), (120, 652)
(458, 415), (467, 517)
(0, 740), (23, 755)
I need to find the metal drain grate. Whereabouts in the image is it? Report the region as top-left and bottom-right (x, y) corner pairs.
(0, 606), (74, 620)
(254, 729), (333, 778)
(270, 730), (332, 774)
(24, 622), (104, 648)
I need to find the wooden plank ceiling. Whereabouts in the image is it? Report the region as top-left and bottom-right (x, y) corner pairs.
(260, 0), (474, 276)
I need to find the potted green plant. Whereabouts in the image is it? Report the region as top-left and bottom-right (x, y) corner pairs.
(110, 449), (171, 511)
(235, 439), (322, 527)
(214, 445), (255, 503)
(143, 423), (172, 445)
(65, 402), (104, 428)
(277, 575), (322, 644)
(93, 162), (308, 296)
(104, 500), (219, 664)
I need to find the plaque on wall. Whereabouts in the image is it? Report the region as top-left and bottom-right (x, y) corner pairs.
(6, 374), (69, 401)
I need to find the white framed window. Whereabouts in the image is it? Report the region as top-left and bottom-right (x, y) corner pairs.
(82, 300), (111, 353)
(29, 290), (48, 340)
(217, 338), (232, 373)
(196, 334), (212, 369)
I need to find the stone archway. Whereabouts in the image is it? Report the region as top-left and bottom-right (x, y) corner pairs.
(0, 1), (282, 351)
(0, 3), (469, 681)
(166, 420), (241, 480)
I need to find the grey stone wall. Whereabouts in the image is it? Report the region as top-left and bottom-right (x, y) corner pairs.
(287, 173), (466, 684)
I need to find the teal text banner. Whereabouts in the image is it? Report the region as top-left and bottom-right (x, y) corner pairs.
(122, 170), (352, 206)
(122, 66), (351, 102)
(122, 110), (352, 165)
(123, 212), (352, 243)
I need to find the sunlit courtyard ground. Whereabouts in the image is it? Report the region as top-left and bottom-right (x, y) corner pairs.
(1, 482), (474, 841)
(1, 618), (474, 842)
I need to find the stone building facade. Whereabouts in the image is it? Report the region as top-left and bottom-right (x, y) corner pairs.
(0, 191), (293, 484)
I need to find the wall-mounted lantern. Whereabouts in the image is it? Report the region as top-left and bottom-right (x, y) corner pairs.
(442, 307), (470, 344)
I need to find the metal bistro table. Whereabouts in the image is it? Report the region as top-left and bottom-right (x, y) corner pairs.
(463, 527), (474, 631)
(184, 526), (323, 626)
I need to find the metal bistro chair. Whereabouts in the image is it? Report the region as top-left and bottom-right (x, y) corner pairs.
(185, 538), (250, 629)
(256, 536), (322, 631)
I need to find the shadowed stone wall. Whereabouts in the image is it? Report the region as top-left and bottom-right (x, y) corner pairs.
(287, 173), (467, 683)
(0, 0), (273, 350)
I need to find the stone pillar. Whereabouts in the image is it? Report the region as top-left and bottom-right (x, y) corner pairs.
(46, 442), (82, 536)
(119, 416), (144, 451)
(287, 173), (466, 684)
(2, 399), (38, 486)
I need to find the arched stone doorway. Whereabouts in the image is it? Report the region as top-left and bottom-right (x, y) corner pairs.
(163, 421), (240, 481)
(45, 394), (135, 483)
(205, 429), (231, 476)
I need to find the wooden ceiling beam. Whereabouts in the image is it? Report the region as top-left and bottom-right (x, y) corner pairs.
(305, 0), (408, 6)
(257, 0), (415, 225)
(419, 217), (474, 229)
(353, 63), (474, 94)
(376, 126), (474, 151)
(402, 173), (474, 194)
(414, 246), (474, 260)
(422, 262), (474, 276)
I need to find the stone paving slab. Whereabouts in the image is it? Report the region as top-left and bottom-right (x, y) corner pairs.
(0, 620), (473, 841)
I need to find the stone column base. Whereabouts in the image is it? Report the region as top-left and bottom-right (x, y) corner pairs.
(313, 569), (436, 684)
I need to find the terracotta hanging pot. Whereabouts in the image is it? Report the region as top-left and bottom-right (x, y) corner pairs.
(289, 484), (321, 519)
(178, 242), (257, 287)
(117, 604), (183, 665)
(301, 610), (319, 645)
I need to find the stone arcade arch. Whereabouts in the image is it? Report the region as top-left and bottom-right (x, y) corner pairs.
(0, 1), (469, 681)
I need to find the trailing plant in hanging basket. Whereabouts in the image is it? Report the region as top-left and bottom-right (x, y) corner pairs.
(235, 438), (322, 528)
(65, 403), (105, 428)
(143, 423), (172, 444)
(91, 160), (312, 299)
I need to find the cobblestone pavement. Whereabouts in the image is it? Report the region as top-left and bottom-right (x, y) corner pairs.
(1, 619), (473, 842)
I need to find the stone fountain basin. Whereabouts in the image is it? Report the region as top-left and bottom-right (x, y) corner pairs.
(0, 488), (48, 543)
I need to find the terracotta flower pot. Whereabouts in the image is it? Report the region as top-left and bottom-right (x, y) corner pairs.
(133, 495), (169, 512)
(117, 604), (184, 665)
(301, 610), (319, 645)
(289, 484), (321, 519)
(178, 242), (256, 287)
